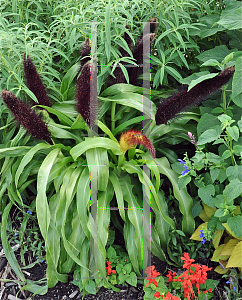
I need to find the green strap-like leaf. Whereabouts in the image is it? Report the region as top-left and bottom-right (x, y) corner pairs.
(36, 148), (60, 240)
(1, 202), (25, 281)
(70, 137), (122, 160)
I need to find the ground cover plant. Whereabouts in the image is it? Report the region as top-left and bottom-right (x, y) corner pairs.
(0, 0), (242, 299)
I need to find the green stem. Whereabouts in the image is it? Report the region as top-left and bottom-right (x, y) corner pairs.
(229, 136), (235, 166)
(222, 87), (226, 112)
(118, 154), (125, 167)
(111, 102), (116, 132)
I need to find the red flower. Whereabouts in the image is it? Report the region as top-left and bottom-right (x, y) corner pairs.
(164, 292), (181, 300)
(154, 291), (162, 298)
(105, 261), (116, 276)
(144, 265), (160, 288)
(119, 129), (156, 158)
(167, 270), (177, 282)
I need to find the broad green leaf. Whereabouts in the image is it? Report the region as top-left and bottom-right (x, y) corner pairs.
(21, 281), (47, 295)
(120, 178), (142, 272)
(46, 222), (68, 288)
(201, 59), (220, 67)
(70, 137), (122, 160)
(226, 165), (242, 181)
(1, 202), (25, 281)
(123, 215), (142, 276)
(232, 56), (242, 99)
(99, 92), (156, 120)
(222, 52), (234, 65)
(198, 185), (215, 208)
(154, 156), (194, 234)
(76, 167), (91, 239)
(226, 126), (239, 141)
(0, 146), (30, 158)
(37, 105), (74, 126)
(86, 148), (109, 192)
(36, 148), (60, 239)
(109, 172), (125, 221)
(223, 179), (242, 201)
(217, 7), (242, 30)
(197, 129), (220, 145)
(15, 143), (51, 188)
(188, 73), (219, 92)
(227, 216), (242, 239)
(196, 45), (230, 63)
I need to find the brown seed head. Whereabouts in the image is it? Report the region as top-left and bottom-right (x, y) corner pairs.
(76, 62), (97, 127)
(23, 54), (51, 107)
(80, 38), (91, 68)
(128, 33), (156, 85)
(155, 66), (235, 125)
(1, 90), (52, 144)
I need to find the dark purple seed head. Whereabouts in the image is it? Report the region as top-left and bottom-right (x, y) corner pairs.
(23, 54), (51, 107)
(1, 90), (52, 144)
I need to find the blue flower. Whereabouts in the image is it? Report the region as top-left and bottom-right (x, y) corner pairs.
(233, 286), (236, 291)
(226, 281), (230, 284)
(199, 230), (204, 238)
(178, 159), (191, 176)
(181, 168), (191, 176)
(201, 238), (206, 244)
(14, 233), (17, 236)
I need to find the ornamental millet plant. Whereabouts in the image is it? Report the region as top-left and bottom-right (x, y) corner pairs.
(1, 90), (52, 144)
(155, 66), (235, 125)
(23, 54), (51, 107)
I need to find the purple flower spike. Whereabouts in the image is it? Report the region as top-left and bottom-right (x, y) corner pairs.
(23, 54), (51, 107)
(155, 67), (235, 125)
(1, 90), (52, 144)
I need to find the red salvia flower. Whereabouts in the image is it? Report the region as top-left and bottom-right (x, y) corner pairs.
(1, 90), (52, 144)
(155, 66), (235, 125)
(119, 129), (156, 159)
(75, 61), (97, 127)
(144, 265), (160, 288)
(105, 261), (116, 276)
(23, 54), (51, 107)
